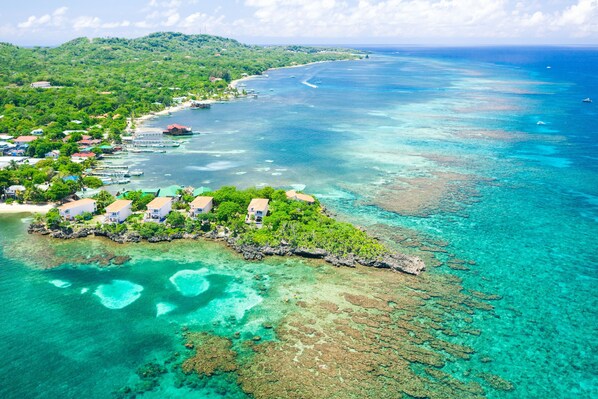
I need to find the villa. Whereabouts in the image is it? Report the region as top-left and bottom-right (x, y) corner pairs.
(5, 185), (26, 198)
(71, 152), (96, 162)
(162, 124), (192, 136)
(189, 196), (213, 218)
(30, 81), (52, 89)
(105, 200), (133, 223)
(144, 197), (172, 222)
(13, 136), (37, 145)
(58, 198), (97, 220)
(246, 198), (269, 224)
(285, 190), (316, 204)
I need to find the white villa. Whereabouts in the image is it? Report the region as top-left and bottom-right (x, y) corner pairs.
(285, 190), (315, 204)
(58, 198), (97, 220)
(189, 196), (213, 218)
(105, 200), (133, 223)
(5, 185), (26, 198)
(246, 198), (269, 224)
(144, 197), (172, 222)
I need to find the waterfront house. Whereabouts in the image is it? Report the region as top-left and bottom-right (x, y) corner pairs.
(189, 196), (213, 217)
(58, 198), (97, 220)
(163, 124), (192, 136)
(71, 152), (96, 162)
(144, 197), (172, 222)
(285, 190), (316, 204)
(105, 200), (133, 223)
(246, 198), (269, 224)
(5, 185), (26, 198)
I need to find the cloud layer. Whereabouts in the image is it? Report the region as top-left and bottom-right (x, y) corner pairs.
(4, 0), (598, 44)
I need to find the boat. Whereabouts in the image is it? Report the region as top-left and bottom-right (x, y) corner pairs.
(116, 179), (130, 184)
(582, 98), (592, 103)
(537, 121), (546, 125)
(130, 170), (144, 176)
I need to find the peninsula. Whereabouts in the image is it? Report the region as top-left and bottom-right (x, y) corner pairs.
(28, 186), (425, 275)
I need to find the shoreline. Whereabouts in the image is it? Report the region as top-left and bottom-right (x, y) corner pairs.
(0, 203), (55, 215)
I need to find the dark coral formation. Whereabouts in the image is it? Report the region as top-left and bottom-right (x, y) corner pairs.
(182, 332), (238, 377)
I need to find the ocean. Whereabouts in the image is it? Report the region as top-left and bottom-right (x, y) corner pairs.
(0, 47), (596, 398)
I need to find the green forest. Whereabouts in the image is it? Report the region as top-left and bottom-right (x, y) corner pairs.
(0, 32), (361, 136)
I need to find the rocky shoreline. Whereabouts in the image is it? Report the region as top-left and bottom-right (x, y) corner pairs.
(28, 223), (425, 275)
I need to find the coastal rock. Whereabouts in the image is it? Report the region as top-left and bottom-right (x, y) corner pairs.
(358, 253), (426, 275)
(293, 247), (328, 258)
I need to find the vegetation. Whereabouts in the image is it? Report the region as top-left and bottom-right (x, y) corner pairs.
(35, 186), (388, 264)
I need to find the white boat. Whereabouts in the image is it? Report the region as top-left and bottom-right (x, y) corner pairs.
(582, 98), (592, 103)
(130, 170), (144, 176)
(537, 121), (546, 125)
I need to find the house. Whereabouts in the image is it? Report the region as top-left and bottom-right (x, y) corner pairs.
(13, 136), (37, 145)
(5, 185), (26, 198)
(144, 197), (172, 222)
(71, 152), (96, 162)
(158, 185), (183, 198)
(285, 190), (316, 204)
(31, 129), (44, 136)
(45, 150), (60, 158)
(189, 196), (213, 218)
(105, 200), (133, 223)
(162, 124), (192, 136)
(0, 134), (13, 141)
(30, 81), (52, 89)
(246, 198), (269, 224)
(58, 198), (97, 220)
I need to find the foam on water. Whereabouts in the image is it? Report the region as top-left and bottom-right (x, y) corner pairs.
(49, 279), (71, 288)
(156, 302), (177, 317)
(94, 280), (144, 310)
(169, 269), (210, 297)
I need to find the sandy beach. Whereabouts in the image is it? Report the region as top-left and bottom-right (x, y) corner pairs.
(0, 203), (55, 214)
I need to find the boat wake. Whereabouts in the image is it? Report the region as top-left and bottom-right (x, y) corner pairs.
(302, 80), (318, 89)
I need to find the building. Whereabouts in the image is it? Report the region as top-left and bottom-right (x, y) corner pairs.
(71, 152), (96, 162)
(45, 150), (60, 159)
(58, 198), (97, 220)
(285, 190), (316, 204)
(189, 196), (213, 218)
(246, 198), (269, 224)
(163, 124), (192, 136)
(13, 136), (37, 145)
(30, 81), (52, 89)
(144, 197), (172, 222)
(105, 200), (133, 223)
(31, 129), (44, 136)
(5, 185), (26, 198)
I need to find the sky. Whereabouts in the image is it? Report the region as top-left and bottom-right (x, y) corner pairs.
(0, 0), (597, 46)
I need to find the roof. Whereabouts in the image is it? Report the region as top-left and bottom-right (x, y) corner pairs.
(58, 198), (96, 211)
(286, 190), (315, 203)
(248, 198), (269, 211)
(193, 186), (212, 196)
(14, 136), (37, 143)
(191, 196), (213, 208)
(8, 185), (26, 191)
(146, 197), (172, 209)
(166, 124), (190, 130)
(158, 185), (183, 197)
(71, 152), (96, 157)
(105, 200), (133, 213)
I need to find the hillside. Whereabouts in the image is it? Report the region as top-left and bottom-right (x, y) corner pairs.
(0, 32), (361, 136)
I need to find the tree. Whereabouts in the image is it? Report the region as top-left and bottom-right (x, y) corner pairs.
(166, 211), (185, 228)
(45, 180), (71, 201)
(93, 190), (115, 212)
(45, 208), (61, 229)
(216, 201), (241, 222)
(83, 176), (103, 189)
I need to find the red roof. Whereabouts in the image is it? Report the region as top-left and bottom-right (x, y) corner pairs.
(14, 135), (37, 143)
(71, 152), (96, 158)
(167, 124), (190, 130)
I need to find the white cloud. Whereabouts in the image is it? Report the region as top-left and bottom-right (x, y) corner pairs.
(73, 16), (102, 30)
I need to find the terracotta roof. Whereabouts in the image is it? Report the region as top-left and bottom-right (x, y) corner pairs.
(58, 198), (96, 211)
(286, 190), (315, 203)
(14, 136), (37, 143)
(71, 152), (95, 157)
(167, 124), (190, 130)
(248, 198), (269, 211)
(191, 196), (213, 208)
(105, 200), (132, 213)
(146, 197), (172, 209)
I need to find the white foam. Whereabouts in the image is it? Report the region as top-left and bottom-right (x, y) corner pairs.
(81, 288), (89, 294)
(235, 171), (247, 175)
(94, 280), (143, 310)
(271, 172), (282, 176)
(290, 184), (307, 191)
(169, 269), (210, 297)
(186, 161), (241, 171)
(265, 159), (274, 163)
(156, 302), (177, 317)
(50, 279), (71, 289)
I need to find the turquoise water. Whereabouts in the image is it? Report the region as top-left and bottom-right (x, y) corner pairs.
(1, 48), (597, 398)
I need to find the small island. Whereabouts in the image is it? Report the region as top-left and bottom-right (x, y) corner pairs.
(28, 186), (425, 275)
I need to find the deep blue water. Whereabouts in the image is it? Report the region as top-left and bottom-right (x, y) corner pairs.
(1, 47), (597, 398)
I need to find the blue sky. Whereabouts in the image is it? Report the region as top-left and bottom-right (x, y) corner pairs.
(1, 0), (597, 46)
